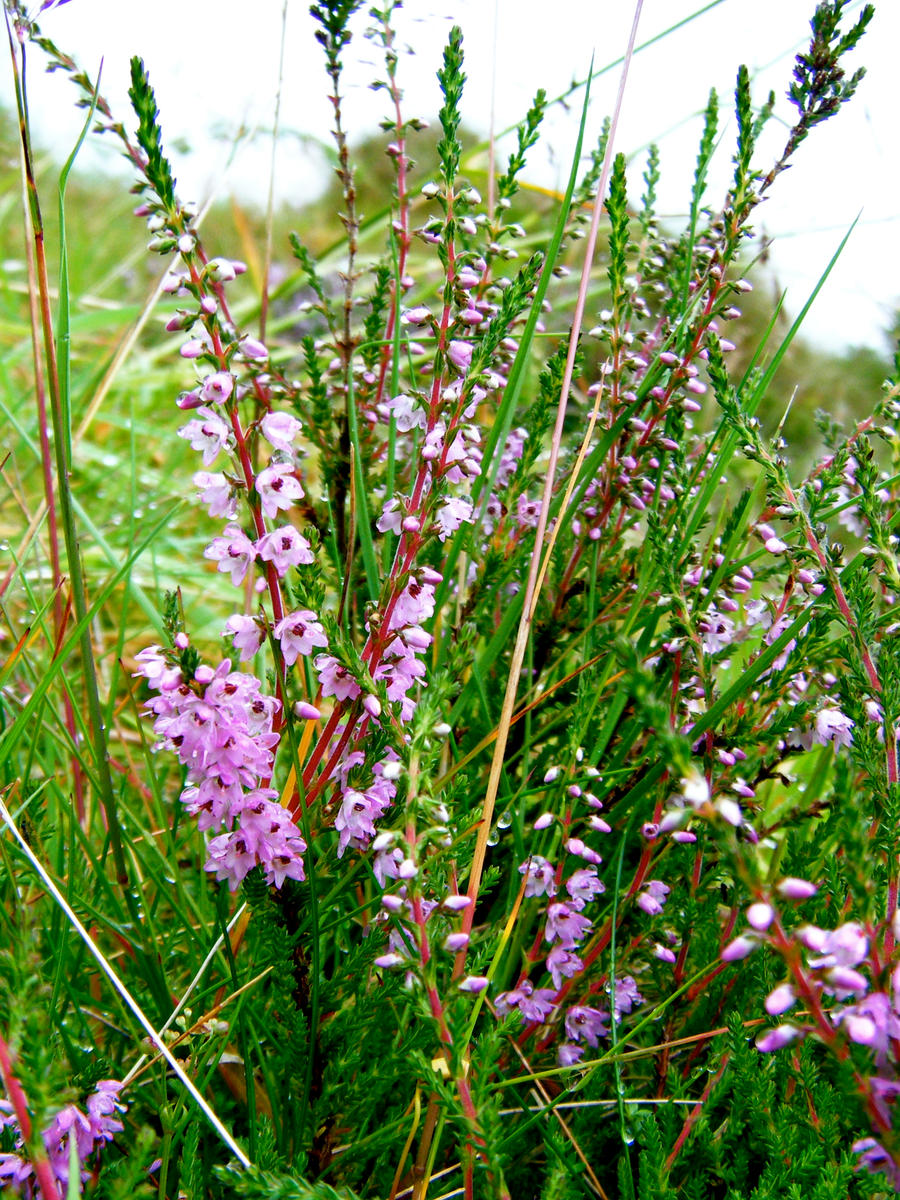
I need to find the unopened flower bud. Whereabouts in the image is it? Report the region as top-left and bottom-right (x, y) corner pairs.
(764, 983), (796, 1015)
(747, 902), (775, 931)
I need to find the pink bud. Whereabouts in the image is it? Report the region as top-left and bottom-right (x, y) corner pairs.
(375, 953), (405, 968)
(459, 975), (489, 993)
(747, 902), (775, 932)
(445, 932), (470, 951)
(776, 877), (817, 901)
(293, 702), (322, 721)
(756, 1024), (802, 1052)
(533, 812), (554, 831)
(381, 894), (404, 913)
(363, 694), (382, 719)
(764, 984), (796, 1015)
(443, 894), (472, 911)
(721, 935), (758, 962)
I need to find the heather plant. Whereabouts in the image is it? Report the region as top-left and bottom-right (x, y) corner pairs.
(3, 1), (899, 1197)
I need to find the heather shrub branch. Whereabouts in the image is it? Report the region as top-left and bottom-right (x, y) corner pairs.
(3, 2), (899, 1198)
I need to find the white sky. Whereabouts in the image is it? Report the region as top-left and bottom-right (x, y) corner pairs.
(5, 0), (898, 353)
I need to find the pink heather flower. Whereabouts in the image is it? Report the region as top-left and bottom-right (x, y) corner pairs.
(564, 1005), (609, 1046)
(747, 902), (775, 931)
(826, 966), (869, 995)
(434, 496), (474, 540)
(765, 983), (797, 1015)
(194, 470), (237, 519)
(447, 339), (473, 373)
(444, 894), (472, 911)
(256, 525), (314, 575)
(225, 614), (265, 662)
(808, 922), (868, 970)
(294, 701), (322, 720)
(377, 497), (404, 535)
(636, 880), (670, 916)
(611, 975), (644, 1019)
(200, 371), (234, 405)
(756, 1024), (803, 1052)
(206, 797), (306, 889)
(459, 976), (489, 994)
(239, 336), (269, 360)
(516, 495), (541, 528)
(206, 257), (239, 281)
(380, 393), (427, 432)
(335, 788), (389, 853)
(178, 406), (231, 465)
(315, 655), (361, 702)
(533, 812), (554, 830)
(565, 867), (605, 909)
(698, 607), (735, 655)
(721, 935), (758, 962)
(260, 411), (302, 453)
(545, 902), (592, 948)
(654, 943), (677, 963)
(518, 855), (557, 898)
(776, 877), (818, 901)
(204, 524), (256, 586)
(255, 464), (304, 518)
(375, 952), (405, 968)
(854, 1139), (900, 1189)
(546, 946), (583, 989)
(558, 1043), (585, 1066)
(401, 305), (432, 325)
(518, 988), (556, 1022)
(445, 932), (470, 951)
(389, 576), (437, 630)
(813, 706), (854, 748)
(274, 610), (328, 666)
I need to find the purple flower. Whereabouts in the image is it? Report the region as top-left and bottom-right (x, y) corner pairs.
(315, 655), (361, 703)
(611, 975), (643, 1018)
(447, 339), (473, 373)
(756, 1024), (803, 1052)
(565, 867), (605, 909)
(558, 1043), (585, 1066)
(261, 411), (302, 452)
(178, 406), (231, 465)
(274, 610), (328, 666)
(813, 706), (854, 748)
(225, 614), (265, 662)
(545, 902), (592, 949)
(204, 524), (257, 586)
(519, 855), (557, 898)
(853, 1140), (900, 1189)
(808, 922), (868, 970)
(519, 988), (557, 1022)
(764, 983), (797, 1015)
(200, 371), (234, 405)
(257, 525), (314, 575)
(546, 946), (584, 989)
(194, 470), (237, 518)
(636, 880), (670, 916)
(434, 496), (474, 541)
(255, 464), (304, 518)
(564, 1005), (609, 1047)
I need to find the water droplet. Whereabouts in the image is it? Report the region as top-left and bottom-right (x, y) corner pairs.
(622, 1125), (635, 1146)
(486, 829), (499, 847)
(497, 810), (512, 829)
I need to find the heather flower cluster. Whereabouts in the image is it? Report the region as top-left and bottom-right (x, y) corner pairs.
(0, 1082), (125, 1195)
(5, 3), (897, 1197)
(134, 645), (306, 889)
